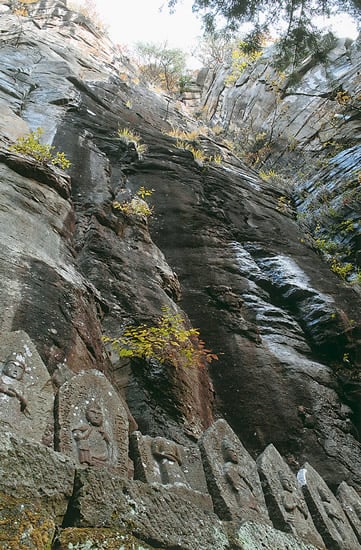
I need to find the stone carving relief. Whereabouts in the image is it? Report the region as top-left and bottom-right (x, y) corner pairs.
(337, 481), (361, 543)
(131, 431), (208, 490)
(72, 401), (112, 467)
(130, 431), (212, 510)
(0, 330), (54, 444)
(300, 462), (359, 549)
(256, 444), (323, 548)
(198, 419), (270, 523)
(57, 370), (129, 476)
(151, 436), (189, 486)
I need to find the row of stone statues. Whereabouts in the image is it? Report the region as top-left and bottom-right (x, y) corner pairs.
(1, 330), (361, 549)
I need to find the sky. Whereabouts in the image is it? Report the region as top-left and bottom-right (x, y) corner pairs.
(92, 0), (202, 50)
(74, 0), (358, 68)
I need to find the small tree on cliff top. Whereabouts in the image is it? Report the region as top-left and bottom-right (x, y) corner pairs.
(134, 41), (187, 92)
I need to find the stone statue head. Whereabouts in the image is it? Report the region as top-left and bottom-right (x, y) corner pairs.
(318, 487), (331, 503)
(85, 402), (104, 427)
(151, 436), (182, 465)
(222, 438), (239, 464)
(2, 357), (26, 380)
(278, 471), (293, 492)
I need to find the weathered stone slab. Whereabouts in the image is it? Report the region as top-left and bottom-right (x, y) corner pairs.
(71, 468), (229, 550)
(230, 520), (320, 550)
(0, 428), (75, 523)
(130, 431), (212, 510)
(257, 444), (324, 548)
(198, 418), (270, 523)
(337, 481), (361, 543)
(56, 369), (129, 475)
(0, 330), (54, 445)
(300, 462), (359, 549)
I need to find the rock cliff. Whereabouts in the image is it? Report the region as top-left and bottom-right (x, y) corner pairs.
(0, 1), (361, 548)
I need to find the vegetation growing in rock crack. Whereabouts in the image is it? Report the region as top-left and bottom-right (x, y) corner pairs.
(10, 128), (71, 169)
(117, 128), (148, 158)
(103, 306), (218, 369)
(113, 187), (154, 218)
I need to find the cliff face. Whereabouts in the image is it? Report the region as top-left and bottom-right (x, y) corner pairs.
(1, 1), (361, 548)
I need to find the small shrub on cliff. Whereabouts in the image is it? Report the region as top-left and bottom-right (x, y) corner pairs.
(103, 306), (218, 369)
(10, 128), (71, 169)
(113, 187), (154, 218)
(117, 128), (148, 158)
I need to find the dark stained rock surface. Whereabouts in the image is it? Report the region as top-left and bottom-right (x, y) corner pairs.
(0, 1), (361, 548)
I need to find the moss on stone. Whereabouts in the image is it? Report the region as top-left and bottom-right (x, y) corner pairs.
(0, 492), (55, 550)
(56, 527), (159, 550)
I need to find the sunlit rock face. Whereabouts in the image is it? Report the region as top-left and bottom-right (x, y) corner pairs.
(197, 37), (361, 158)
(0, 0), (361, 531)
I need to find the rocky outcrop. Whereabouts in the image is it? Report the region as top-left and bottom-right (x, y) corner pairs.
(197, 37), (361, 159)
(0, 1), (361, 548)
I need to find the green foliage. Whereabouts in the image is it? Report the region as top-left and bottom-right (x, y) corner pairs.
(134, 41), (187, 92)
(103, 306), (218, 369)
(193, 30), (239, 68)
(113, 187), (154, 218)
(314, 237), (339, 255)
(225, 40), (263, 86)
(179, 74), (193, 93)
(259, 168), (277, 181)
(168, 0), (359, 51)
(10, 128), (71, 169)
(330, 258), (353, 280)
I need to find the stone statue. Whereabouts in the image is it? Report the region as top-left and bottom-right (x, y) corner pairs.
(279, 471), (308, 524)
(319, 487), (345, 536)
(222, 438), (258, 511)
(57, 370), (129, 475)
(257, 446), (323, 548)
(151, 436), (189, 486)
(0, 357), (29, 417)
(300, 461), (359, 548)
(199, 419), (270, 523)
(72, 402), (112, 467)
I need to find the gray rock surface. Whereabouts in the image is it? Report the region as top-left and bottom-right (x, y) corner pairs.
(232, 521), (320, 550)
(0, 2), (361, 548)
(69, 468), (229, 550)
(301, 462), (360, 549)
(0, 427), (75, 523)
(197, 38), (361, 156)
